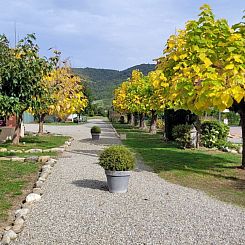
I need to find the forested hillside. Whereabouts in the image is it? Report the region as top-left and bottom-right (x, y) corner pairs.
(73, 63), (155, 106)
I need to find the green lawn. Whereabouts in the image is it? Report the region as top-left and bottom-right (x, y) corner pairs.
(1, 135), (69, 151)
(0, 160), (38, 225)
(113, 123), (245, 207)
(0, 134), (70, 227)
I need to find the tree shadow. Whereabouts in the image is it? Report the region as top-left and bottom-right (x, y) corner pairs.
(72, 179), (108, 191)
(79, 137), (120, 146)
(67, 149), (102, 157)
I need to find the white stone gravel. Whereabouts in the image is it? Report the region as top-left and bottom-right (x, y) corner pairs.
(11, 119), (245, 245)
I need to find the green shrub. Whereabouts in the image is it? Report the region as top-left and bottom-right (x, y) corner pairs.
(91, 126), (101, 134)
(99, 145), (135, 171)
(172, 124), (193, 148)
(215, 140), (241, 151)
(201, 121), (229, 148)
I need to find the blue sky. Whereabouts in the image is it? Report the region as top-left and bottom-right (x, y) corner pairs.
(1, 0), (244, 70)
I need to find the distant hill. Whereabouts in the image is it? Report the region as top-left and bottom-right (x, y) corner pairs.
(73, 63), (155, 106)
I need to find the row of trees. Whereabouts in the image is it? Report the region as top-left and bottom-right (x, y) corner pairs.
(113, 5), (245, 167)
(0, 34), (87, 144)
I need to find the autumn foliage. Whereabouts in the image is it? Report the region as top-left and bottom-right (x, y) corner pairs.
(113, 4), (245, 167)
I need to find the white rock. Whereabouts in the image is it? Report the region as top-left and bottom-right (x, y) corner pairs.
(47, 159), (57, 167)
(1, 234), (11, 244)
(11, 157), (25, 162)
(4, 226), (11, 231)
(12, 217), (24, 233)
(40, 172), (49, 180)
(26, 193), (41, 204)
(15, 150), (23, 153)
(0, 157), (11, 161)
(42, 149), (51, 153)
(0, 147), (7, 152)
(15, 208), (30, 220)
(38, 177), (46, 182)
(21, 202), (32, 209)
(4, 230), (17, 240)
(42, 165), (52, 172)
(35, 180), (44, 188)
(230, 149), (238, 154)
(38, 156), (50, 163)
(50, 147), (64, 153)
(33, 188), (43, 195)
(24, 156), (39, 162)
(25, 148), (43, 153)
(65, 141), (72, 146)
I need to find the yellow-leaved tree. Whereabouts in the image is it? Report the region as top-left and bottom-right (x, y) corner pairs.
(156, 4), (245, 167)
(31, 65), (87, 134)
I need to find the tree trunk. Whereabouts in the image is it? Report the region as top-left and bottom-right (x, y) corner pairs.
(38, 114), (46, 134)
(149, 110), (157, 134)
(195, 116), (201, 149)
(134, 112), (139, 127)
(239, 110), (245, 169)
(128, 113), (134, 126)
(12, 114), (22, 145)
(139, 113), (146, 129)
(127, 113), (131, 124)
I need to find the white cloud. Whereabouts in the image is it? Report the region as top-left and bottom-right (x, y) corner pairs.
(0, 0), (244, 69)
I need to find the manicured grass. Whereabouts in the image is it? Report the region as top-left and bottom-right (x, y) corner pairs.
(0, 135), (69, 151)
(0, 151), (57, 158)
(0, 160), (38, 224)
(113, 123), (245, 207)
(0, 134), (69, 228)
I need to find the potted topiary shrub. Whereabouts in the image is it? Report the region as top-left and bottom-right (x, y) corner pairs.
(91, 126), (101, 140)
(99, 145), (135, 193)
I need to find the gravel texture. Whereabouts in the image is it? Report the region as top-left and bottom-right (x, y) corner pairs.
(11, 119), (245, 245)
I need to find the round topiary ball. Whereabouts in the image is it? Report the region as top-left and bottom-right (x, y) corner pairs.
(99, 145), (135, 171)
(91, 126), (101, 134)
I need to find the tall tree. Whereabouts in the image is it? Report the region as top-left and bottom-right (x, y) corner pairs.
(0, 34), (58, 144)
(156, 4), (245, 167)
(31, 65), (88, 134)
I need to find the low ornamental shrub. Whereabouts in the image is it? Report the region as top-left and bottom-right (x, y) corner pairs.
(201, 121), (229, 148)
(172, 124), (193, 148)
(99, 145), (135, 171)
(215, 140), (241, 151)
(91, 126), (101, 134)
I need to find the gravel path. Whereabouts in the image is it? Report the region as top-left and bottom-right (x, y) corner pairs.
(12, 119), (245, 245)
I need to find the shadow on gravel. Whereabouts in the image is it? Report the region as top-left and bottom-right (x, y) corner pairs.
(79, 138), (120, 146)
(72, 179), (108, 191)
(67, 149), (102, 157)
(99, 128), (114, 132)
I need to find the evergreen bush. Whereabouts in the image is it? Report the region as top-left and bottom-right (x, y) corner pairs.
(201, 121), (229, 148)
(172, 124), (193, 148)
(99, 145), (135, 171)
(90, 126), (101, 134)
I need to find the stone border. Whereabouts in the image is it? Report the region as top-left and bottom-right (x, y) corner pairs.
(0, 138), (73, 244)
(0, 139), (73, 155)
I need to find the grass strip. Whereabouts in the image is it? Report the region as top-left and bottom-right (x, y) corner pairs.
(113, 123), (245, 207)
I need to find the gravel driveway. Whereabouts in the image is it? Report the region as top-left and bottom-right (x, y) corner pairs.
(12, 119), (245, 245)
